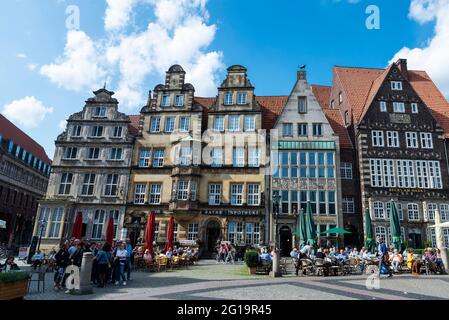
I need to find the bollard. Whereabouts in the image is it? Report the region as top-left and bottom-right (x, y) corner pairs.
(77, 252), (94, 295)
(270, 249), (282, 278)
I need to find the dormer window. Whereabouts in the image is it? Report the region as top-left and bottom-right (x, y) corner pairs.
(411, 103), (418, 114)
(94, 106), (106, 117)
(224, 93), (233, 106)
(344, 111), (350, 126)
(175, 95), (184, 107)
(331, 100), (335, 109)
(391, 81), (403, 90)
(380, 101), (387, 112)
(237, 93), (247, 105)
(339, 92), (343, 104)
(162, 95), (171, 107)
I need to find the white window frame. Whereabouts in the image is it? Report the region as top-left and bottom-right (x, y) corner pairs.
(386, 131), (399, 148)
(298, 123), (308, 137)
(244, 115), (256, 132)
(380, 101), (387, 112)
(104, 174), (119, 196)
(312, 123), (323, 137)
(340, 162), (353, 180)
(177, 181), (189, 201)
(211, 148), (223, 167)
(393, 102), (405, 113)
(224, 93), (233, 105)
(109, 148), (123, 160)
(370, 159), (383, 187)
(88, 147), (100, 160)
(373, 201), (385, 219)
(237, 93), (247, 105)
(213, 116), (225, 132)
(48, 208), (64, 239)
(175, 95), (184, 107)
(58, 173), (73, 195)
(391, 81), (403, 91)
(91, 126), (104, 137)
(208, 184), (221, 206)
(81, 174), (96, 196)
(139, 149), (151, 168)
(372, 130), (384, 147)
(179, 147), (192, 166)
(134, 184), (146, 204)
(150, 117), (161, 133)
(407, 203), (420, 221)
(161, 95), (171, 107)
(165, 117), (175, 133)
(152, 149), (165, 167)
(411, 103), (418, 114)
(113, 126), (123, 138)
(247, 184), (260, 206)
(420, 132), (433, 149)
(248, 147), (260, 168)
(231, 184), (244, 206)
(188, 224), (199, 241)
(406, 132), (418, 148)
(283, 123), (293, 137)
(228, 115), (240, 132)
(233, 148), (245, 167)
(179, 117), (190, 132)
(375, 226), (387, 243)
(92, 209), (106, 240)
(149, 184), (162, 204)
(342, 197), (355, 214)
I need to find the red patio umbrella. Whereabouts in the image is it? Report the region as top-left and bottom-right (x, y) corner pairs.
(106, 216), (114, 245)
(164, 216), (175, 252)
(144, 211), (156, 254)
(72, 212), (83, 239)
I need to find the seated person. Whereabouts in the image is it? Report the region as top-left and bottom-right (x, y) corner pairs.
(260, 249), (272, 261)
(31, 250), (44, 270)
(290, 248), (299, 259)
(349, 248), (359, 258)
(315, 248), (326, 259)
(0, 256), (20, 272)
(407, 249), (421, 275)
(390, 249), (403, 272)
(165, 248), (174, 258)
(424, 248), (438, 274)
(143, 249), (153, 263)
(336, 249), (348, 264)
(328, 247), (337, 257)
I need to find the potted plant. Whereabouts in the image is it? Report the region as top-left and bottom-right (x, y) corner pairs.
(244, 250), (260, 275)
(0, 271), (31, 300)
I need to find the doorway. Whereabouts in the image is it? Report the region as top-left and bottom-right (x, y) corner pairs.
(408, 233), (422, 249)
(279, 226), (292, 257)
(206, 220), (221, 253)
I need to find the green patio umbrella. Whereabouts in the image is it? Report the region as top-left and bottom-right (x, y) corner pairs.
(296, 209), (307, 247)
(389, 199), (402, 252)
(364, 208), (376, 254)
(305, 201), (317, 245)
(318, 227), (352, 235)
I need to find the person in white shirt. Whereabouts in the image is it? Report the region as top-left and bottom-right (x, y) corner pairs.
(115, 243), (127, 286)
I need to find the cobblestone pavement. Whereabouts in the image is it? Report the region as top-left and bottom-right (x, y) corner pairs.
(23, 260), (449, 300)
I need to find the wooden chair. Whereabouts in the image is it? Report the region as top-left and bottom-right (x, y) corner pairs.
(156, 256), (169, 272)
(300, 259), (314, 276)
(171, 256), (180, 269)
(314, 258), (325, 276)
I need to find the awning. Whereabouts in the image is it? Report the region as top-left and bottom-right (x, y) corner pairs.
(0, 220), (6, 229)
(318, 227), (352, 235)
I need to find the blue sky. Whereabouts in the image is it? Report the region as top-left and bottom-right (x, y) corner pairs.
(0, 0), (447, 159)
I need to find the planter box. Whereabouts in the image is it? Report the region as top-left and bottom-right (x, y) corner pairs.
(248, 267), (257, 275)
(0, 279), (28, 300)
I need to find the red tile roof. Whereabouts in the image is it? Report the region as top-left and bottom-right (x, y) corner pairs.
(312, 86), (354, 149)
(256, 96), (289, 130)
(0, 113), (51, 164)
(409, 70), (449, 138)
(333, 64), (449, 137)
(128, 115), (141, 136)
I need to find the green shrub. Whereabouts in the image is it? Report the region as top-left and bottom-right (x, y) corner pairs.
(0, 271), (31, 284)
(244, 250), (260, 268)
(424, 240), (433, 248)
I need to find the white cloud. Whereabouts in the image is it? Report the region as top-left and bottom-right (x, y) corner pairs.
(58, 120), (67, 130)
(27, 63), (38, 71)
(16, 53), (27, 59)
(40, 30), (106, 92)
(39, 0), (223, 110)
(391, 0), (449, 98)
(104, 0), (137, 31)
(2, 96), (54, 129)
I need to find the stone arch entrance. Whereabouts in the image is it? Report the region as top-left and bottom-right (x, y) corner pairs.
(279, 226), (292, 257)
(205, 219), (222, 254)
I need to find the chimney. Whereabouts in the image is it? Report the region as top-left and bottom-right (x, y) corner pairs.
(396, 59), (408, 79)
(297, 70), (307, 81)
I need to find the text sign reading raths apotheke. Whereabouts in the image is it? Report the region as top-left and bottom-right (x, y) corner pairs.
(202, 209), (262, 216)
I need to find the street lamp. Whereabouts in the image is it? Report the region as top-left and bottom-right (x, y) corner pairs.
(272, 191), (282, 278)
(133, 220), (140, 246)
(37, 219), (46, 252)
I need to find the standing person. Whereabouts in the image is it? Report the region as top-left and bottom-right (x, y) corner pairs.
(54, 242), (70, 290)
(71, 240), (86, 268)
(96, 243), (111, 288)
(125, 239), (133, 281)
(377, 236), (392, 277)
(435, 248), (447, 274)
(115, 243), (127, 286)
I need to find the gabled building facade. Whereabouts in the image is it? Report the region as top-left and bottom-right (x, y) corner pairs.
(199, 65), (266, 254)
(268, 70), (343, 255)
(126, 65), (204, 247)
(34, 89), (135, 252)
(0, 114), (51, 249)
(328, 59), (449, 249)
